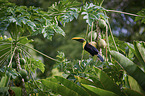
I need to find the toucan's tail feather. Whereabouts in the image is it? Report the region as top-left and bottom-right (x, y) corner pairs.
(97, 54), (104, 62)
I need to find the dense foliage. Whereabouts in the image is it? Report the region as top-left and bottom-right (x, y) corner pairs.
(0, 0), (145, 96)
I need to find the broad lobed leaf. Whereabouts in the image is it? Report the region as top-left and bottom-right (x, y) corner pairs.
(41, 79), (79, 96)
(55, 76), (89, 96)
(81, 3), (108, 26)
(26, 58), (45, 73)
(0, 1), (66, 40)
(94, 67), (123, 96)
(82, 84), (119, 96)
(110, 51), (145, 91)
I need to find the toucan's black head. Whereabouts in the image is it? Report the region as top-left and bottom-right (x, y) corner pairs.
(72, 37), (86, 43)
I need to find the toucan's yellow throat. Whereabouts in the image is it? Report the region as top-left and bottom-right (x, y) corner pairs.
(72, 37), (85, 43)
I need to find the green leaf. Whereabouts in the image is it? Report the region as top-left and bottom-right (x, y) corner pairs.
(75, 76), (99, 87)
(82, 84), (119, 96)
(40, 19), (65, 40)
(94, 67), (123, 96)
(42, 79), (79, 96)
(126, 42), (135, 58)
(59, 8), (79, 24)
(0, 47), (11, 57)
(51, 24), (65, 36)
(123, 88), (144, 96)
(6, 68), (18, 79)
(0, 87), (21, 96)
(0, 87), (8, 95)
(128, 75), (145, 94)
(123, 71), (130, 88)
(8, 16), (17, 23)
(133, 41), (145, 68)
(27, 20), (36, 31)
(0, 2), (65, 40)
(55, 76), (89, 96)
(75, 76), (103, 96)
(0, 75), (8, 87)
(11, 87), (22, 96)
(93, 0), (104, 6)
(0, 43), (11, 65)
(0, 44), (11, 51)
(135, 9), (145, 24)
(110, 51), (145, 91)
(81, 3), (107, 26)
(89, 76), (104, 89)
(128, 48), (134, 60)
(26, 58), (45, 73)
(19, 37), (33, 44)
(109, 36), (126, 53)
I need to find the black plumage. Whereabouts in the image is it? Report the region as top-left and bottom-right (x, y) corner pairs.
(84, 42), (99, 56)
(72, 37), (104, 62)
(84, 42), (104, 62)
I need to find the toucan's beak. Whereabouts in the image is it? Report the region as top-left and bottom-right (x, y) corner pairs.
(72, 37), (85, 43)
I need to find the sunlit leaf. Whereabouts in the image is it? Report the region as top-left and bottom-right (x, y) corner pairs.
(133, 41), (145, 67)
(19, 37), (33, 44)
(42, 79), (79, 96)
(75, 76), (98, 87)
(0, 75), (8, 87)
(82, 84), (119, 96)
(51, 24), (65, 36)
(55, 76), (89, 96)
(110, 51), (145, 91)
(123, 88), (144, 96)
(135, 9), (145, 24)
(89, 76), (104, 89)
(11, 87), (22, 96)
(128, 75), (145, 94)
(26, 58), (45, 73)
(81, 3), (107, 26)
(0, 1), (66, 40)
(94, 67), (123, 96)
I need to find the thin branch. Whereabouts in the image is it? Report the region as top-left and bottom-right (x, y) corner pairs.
(91, 22), (94, 42)
(19, 43), (60, 62)
(104, 11), (119, 52)
(105, 25), (108, 61)
(108, 22), (119, 52)
(99, 0), (104, 7)
(106, 9), (145, 17)
(20, 47), (31, 57)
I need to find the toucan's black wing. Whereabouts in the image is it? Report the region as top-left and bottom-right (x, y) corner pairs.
(84, 42), (104, 62)
(84, 43), (99, 56)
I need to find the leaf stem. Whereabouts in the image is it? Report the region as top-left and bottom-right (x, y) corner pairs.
(106, 9), (145, 17)
(104, 11), (119, 52)
(99, 0), (104, 7)
(105, 25), (108, 61)
(91, 22), (93, 42)
(108, 22), (119, 52)
(20, 43), (60, 62)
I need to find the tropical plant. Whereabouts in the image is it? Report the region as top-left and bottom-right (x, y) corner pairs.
(0, 0), (145, 96)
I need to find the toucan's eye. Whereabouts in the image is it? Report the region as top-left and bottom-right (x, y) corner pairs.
(80, 39), (84, 42)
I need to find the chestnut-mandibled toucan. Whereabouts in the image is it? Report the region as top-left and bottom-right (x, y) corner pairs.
(72, 37), (104, 62)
